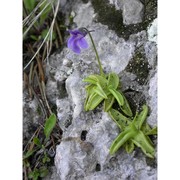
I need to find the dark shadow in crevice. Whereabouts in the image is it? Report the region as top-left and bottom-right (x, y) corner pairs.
(81, 130), (88, 141)
(95, 163), (101, 171)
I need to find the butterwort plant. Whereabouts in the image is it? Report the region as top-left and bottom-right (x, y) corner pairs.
(67, 27), (157, 158)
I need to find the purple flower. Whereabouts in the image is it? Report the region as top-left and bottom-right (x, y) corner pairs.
(67, 29), (88, 54)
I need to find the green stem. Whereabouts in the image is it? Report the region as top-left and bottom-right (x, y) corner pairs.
(87, 31), (104, 76)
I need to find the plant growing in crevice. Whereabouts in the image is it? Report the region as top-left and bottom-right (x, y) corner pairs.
(23, 113), (62, 180)
(67, 27), (157, 158)
(109, 105), (157, 158)
(23, 0), (65, 179)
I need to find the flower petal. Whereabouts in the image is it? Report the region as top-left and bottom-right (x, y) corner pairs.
(71, 41), (81, 54)
(67, 36), (76, 48)
(78, 38), (88, 49)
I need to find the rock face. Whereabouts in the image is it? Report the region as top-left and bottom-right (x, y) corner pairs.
(147, 18), (157, 43)
(109, 0), (144, 25)
(122, 0), (144, 25)
(43, 0), (157, 179)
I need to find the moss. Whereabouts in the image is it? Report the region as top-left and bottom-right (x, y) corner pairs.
(91, 0), (157, 40)
(126, 48), (150, 85)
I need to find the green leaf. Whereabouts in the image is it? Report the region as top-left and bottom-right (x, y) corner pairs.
(93, 83), (108, 99)
(104, 94), (115, 112)
(84, 84), (95, 107)
(85, 84), (95, 93)
(141, 122), (152, 134)
(110, 128), (136, 155)
(83, 74), (108, 87)
(125, 140), (134, 153)
(41, 29), (49, 39)
(39, 167), (49, 177)
(39, 0), (52, 25)
(28, 169), (40, 180)
(23, 159), (30, 167)
(132, 131), (155, 158)
(119, 93), (133, 117)
(33, 137), (42, 147)
(41, 29), (56, 41)
(24, 0), (36, 12)
(107, 73), (120, 89)
(85, 92), (104, 111)
(44, 113), (56, 139)
(135, 105), (148, 129)
(83, 77), (97, 84)
(83, 77), (97, 85)
(141, 124), (157, 136)
(30, 35), (39, 41)
(108, 88), (124, 106)
(108, 108), (130, 130)
(145, 126), (157, 135)
(23, 149), (35, 159)
(42, 154), (51, 163)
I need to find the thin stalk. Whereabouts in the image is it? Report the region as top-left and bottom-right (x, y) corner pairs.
(23, 0), (47, 26)
(23, 164), (28, 180)
(41, 81), (52, 115)
(23, 72), (28, 89)
(23, 0), (60, 70)
(42, 44), (47, 61)
(55, 20), (63, 46)
(29, 62), (34, 99)
(31, 86), (47, 119)
(85, 29), (104, 76)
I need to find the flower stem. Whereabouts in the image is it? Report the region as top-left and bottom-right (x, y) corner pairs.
(86, 30), (104, 76)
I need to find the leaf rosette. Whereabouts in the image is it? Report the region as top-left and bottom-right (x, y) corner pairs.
(109, 105), (157, 158)
(83, 73), (132, 117)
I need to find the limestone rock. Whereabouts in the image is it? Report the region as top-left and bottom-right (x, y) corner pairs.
(147, 18), (157, 43)
(74, 1), (95, 28)
(147, 72), (157, 127)
(23, 90), (43, 142)
(109, 0), (144, 25)
(122, 0), (144, 25)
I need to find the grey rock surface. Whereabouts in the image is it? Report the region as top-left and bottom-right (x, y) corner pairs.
(74, 1), (95, 28)
(147, 18), (157, 43)
(109, 0), (144, 25)
(122, 0), (144, 25)
(147, 72), (157, 128)
(108, 0), (123, 10)
(23, 90), (42, 142)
